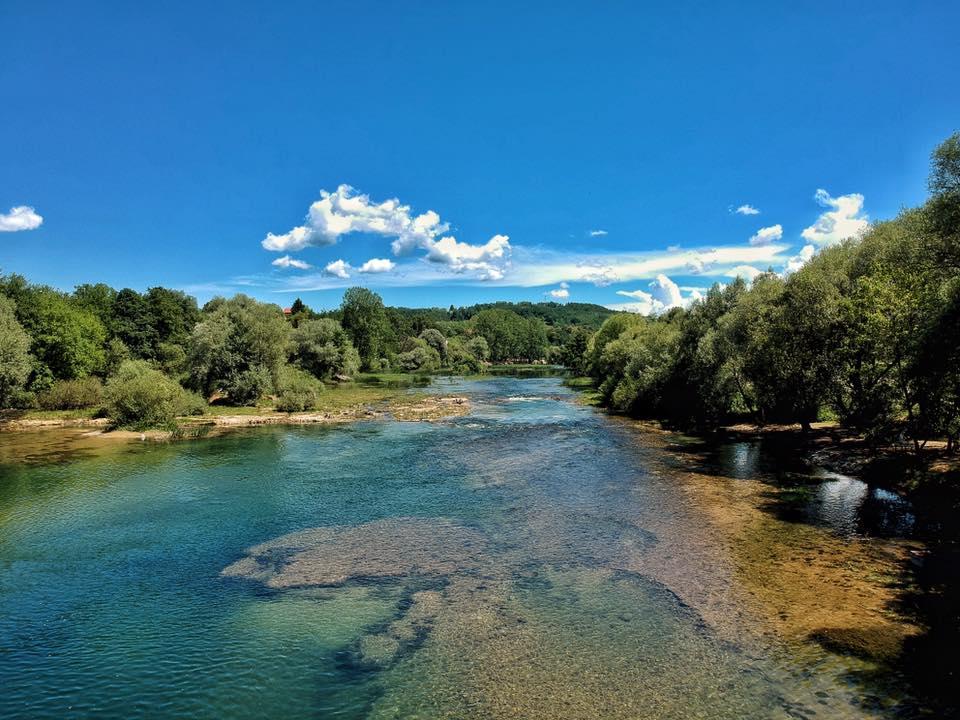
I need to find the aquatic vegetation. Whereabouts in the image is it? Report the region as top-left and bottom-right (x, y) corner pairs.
(222, 517), (487, 588)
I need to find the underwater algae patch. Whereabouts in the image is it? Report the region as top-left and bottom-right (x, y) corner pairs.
(221, 517), (488, 588)
(618, 422), (921, 664)
(365, 567), (787, 720)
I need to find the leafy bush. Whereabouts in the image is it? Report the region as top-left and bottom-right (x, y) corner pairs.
(446, 338), (483, 374)
(275, 366), (325, 412)
(226, 367), (272, 406)
(465, 336), (490, 362)
(418, 328), (447, 363)
(104, 360), (205, 429)
(397, 343), (441, 372)
(37, 376), (104, 410)
(290, 318), (360, 379)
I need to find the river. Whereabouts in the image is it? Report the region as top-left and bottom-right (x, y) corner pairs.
(0, 376), (943, 718)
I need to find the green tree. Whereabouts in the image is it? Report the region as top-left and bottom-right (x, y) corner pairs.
(605, 321), (681, 414)
(340, 287), (390, 370)
(73, 283), (117, 330)
(418, 328), (448, 364)
(923, 133), (960, 269)
(23, 288), (106, 384)
(146, 287), (200, 349)
(465, 336), (490, 362)
(112, 288), (156, 358)
(397, 340), (441, 372)
(559, 325), (592, 375)
(0, 295), (32, 406)
(471, 309), (548, 362)
(290, 318), (360, 379)
(187, 295), (290, 402)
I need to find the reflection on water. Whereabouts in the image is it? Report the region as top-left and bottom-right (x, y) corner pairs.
(810, 472), (915, 538)
(0, 378), (932, 718)
(682, 439), (917, 539)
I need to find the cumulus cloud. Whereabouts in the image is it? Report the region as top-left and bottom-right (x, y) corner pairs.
(725, 265), (765, 281)
(262, 225), (315, 252)
(749, 224), (783, 246)
(589, 229), (608, 237)
(547, 282), (570, 299)
(784, 244), (816, 275)
(0, 205), (43, 232)
(614, 274), (695, 315)
(734, 204), (760, 215)
(324, 259), (351, 279)
(801, 189), (869, 245)
(358, 258), (395, 273)
(648, 273), (683, 308)
(263, 184), (509, 280)
(423, 233), (510, 280)
(271, 255), (312, 270)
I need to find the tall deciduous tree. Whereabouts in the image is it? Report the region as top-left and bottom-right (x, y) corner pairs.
(340, 287), (390, 370)
(0, 296), (32, 406)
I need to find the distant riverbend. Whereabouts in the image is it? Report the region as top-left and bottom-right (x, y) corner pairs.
(0, 376), (944, 718)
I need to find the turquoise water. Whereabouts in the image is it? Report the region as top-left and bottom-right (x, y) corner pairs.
(0, 378), (921, 718)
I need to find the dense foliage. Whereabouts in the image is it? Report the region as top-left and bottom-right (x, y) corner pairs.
(0, 272), (574, 426)
(584, 134), (960, 453)
(104, 361), (204, 430)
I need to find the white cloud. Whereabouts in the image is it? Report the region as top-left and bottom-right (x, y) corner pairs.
(725, 265), (765, 281)
(685, 255), (714, 275)
(749, 224), (783, 246)
(734, 204), (760, 215)
(0, 205), (43, 232)
(784, 244), (816, 275)
(263, 184), (509, 280)
(423, 233), (510, 280)
(547, 282), (570, 299)
(358, 257), (395, 273)
(648, 273), (683, 308)
(614, 274), (695, 315)
(589, 229), (608, 237)
(508, 244), (789, 288)
(801, 189), (869, 245)
(324, 259), (351, 279)
(262, 225), (315, 252)
(271, 255), (312, 270)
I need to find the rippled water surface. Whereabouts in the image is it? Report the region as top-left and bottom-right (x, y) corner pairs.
(0, 377), (929, 718)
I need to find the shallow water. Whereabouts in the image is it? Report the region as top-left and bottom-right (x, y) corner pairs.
(0, 377), (931, 718)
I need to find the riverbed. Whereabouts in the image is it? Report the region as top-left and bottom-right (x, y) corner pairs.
(0, 376), (940, 718)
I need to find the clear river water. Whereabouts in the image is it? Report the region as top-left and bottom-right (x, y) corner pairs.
(0, 377), (943, 718)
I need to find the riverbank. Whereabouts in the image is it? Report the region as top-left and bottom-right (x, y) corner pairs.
(0, 393), (470, 441)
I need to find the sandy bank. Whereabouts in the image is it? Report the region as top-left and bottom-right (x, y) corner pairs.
(0, 396), (470, 441)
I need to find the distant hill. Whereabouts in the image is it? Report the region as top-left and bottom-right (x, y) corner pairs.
(317, 300), (615, 330)
(448, 301), (614, 328)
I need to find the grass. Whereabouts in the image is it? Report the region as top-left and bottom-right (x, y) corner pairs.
(9, 408), (102, 421)
(563, 376), (602, 406)
(202, 404), (275, 417)
(189, 381), (425, 418)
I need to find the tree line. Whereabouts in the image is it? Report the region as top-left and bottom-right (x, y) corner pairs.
(0, 276), (602, 427)
(579, 134), (960, 454)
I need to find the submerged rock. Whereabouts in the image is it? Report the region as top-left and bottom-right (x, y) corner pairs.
(222, 517), (487, 588)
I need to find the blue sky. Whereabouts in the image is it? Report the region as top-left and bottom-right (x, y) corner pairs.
(1, 1), (958, 311)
